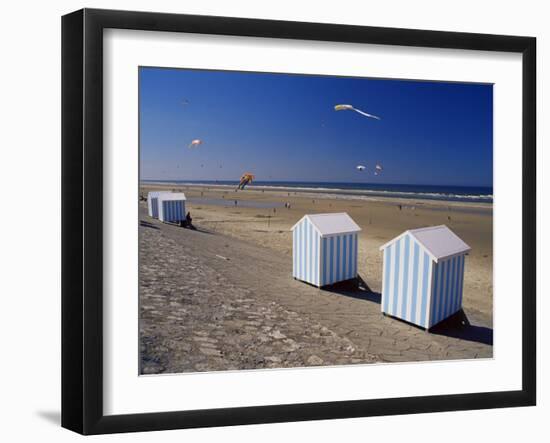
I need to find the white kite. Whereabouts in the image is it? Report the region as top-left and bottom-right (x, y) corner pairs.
(188, 139), (203, 149)
(334, 104), (381, 120)
(356, 165), (366, 171)
(375, 164), (383, 175)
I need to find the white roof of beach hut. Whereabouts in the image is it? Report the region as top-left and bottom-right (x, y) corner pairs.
(158, 192), (187, 201)
(291, 213), (361, 237)
(148, 191), (167, 197)
(379, 225), (471, 262)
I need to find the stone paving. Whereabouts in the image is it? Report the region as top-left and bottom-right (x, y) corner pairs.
(139, 209), (492, 374)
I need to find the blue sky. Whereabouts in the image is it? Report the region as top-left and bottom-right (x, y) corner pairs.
(139, 67), (493, 187)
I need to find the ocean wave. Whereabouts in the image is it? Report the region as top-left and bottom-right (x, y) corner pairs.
(254, 185), (493, 201)
(142, 181), (493, 204)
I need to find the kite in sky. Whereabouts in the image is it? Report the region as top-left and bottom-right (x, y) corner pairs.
(237, 172), (255, 190)
(375, 164), (383, 175)
(188, 139), (202, 149)
(334, 104), (381, 120)
(356, 165), (366, 171)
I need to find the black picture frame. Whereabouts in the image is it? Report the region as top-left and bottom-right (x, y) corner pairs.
(62, 8), (536, 435)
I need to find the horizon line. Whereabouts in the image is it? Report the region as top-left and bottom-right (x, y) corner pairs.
(140, 178), (493, 189)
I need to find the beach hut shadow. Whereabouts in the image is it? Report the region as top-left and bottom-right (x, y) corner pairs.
(323, 275), (382, 304)
(140, 220), (159, 230)
(429, 310), (493, 346)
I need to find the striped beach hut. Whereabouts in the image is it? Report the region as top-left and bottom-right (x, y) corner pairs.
(158, 193), (186, 223)
(291, 213), (361, 287)
(379, 225), (470, 330)
(147, 191), (167, 218)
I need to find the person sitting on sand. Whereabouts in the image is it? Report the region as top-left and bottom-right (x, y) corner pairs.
(179, 211), (195, 229)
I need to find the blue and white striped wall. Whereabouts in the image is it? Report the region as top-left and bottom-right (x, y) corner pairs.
(381, 234), (433, 328)
(381, 233), (466, 329)
(158, 199), (186, 223)
(147, 191), (164, 218)
(429, 254), (465, 327)
(292, 218), (358, 287)
(320, 233), (358, 286)
(292, 217), (321, 286)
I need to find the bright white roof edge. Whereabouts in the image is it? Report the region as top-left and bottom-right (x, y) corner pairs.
(290, 213), (361, 237)
(379, 225), (471, 262)
(157, 192), (187, 201)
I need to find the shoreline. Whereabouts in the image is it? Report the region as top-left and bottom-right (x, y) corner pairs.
(140, 181), (494, 211)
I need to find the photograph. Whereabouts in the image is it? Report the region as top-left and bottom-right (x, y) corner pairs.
(138, 66), (494, 375)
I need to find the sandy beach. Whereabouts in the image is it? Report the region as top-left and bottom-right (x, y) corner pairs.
(139, 183), (493, 374)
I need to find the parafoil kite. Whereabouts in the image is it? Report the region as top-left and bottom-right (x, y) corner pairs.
(334, 104), (381, 120)
(356, 165), (366, 171)
(237, 172), (255, 190)
(188, 139), (202, 149)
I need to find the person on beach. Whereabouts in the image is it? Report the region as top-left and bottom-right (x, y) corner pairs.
(181, 211), (196, 230)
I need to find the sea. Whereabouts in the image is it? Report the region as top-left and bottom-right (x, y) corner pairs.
(141, 180), (493, 204)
